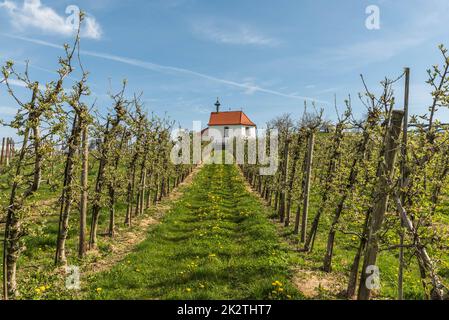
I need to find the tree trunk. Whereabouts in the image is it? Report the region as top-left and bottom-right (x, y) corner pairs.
(285, 134), (303, 227)
(79, 123), (88, 258)
(323, 114), (376, 272)
(125, 163), (137, 227)
(3, 128), (30, 299)
(167, 175), (171, 195)
(346, 213), (370, 299)
(31, 125), (42, 192)
(145, 173), (153, 209)
(108, 129), (127, 236)
(278, 138), (289, 223)
(358, 110), (404, 300)
(273, 189), (279, 212)
(305, 124), (344, 252)
(137, 168), (147, 216)
(0, 137), (5, 166)
(89, 158), (106, 249)
(293, 143), (310, 235)
(294, 205), (301, 235)
(346, 239), (364, 299)
(89, 116), (125, 249)
(300, 131), (314, 243)
(56, 115), (80, 265)
(152, 174), (159, 205)
(108, 185), (116, 237)
(159, 176), (165, 200)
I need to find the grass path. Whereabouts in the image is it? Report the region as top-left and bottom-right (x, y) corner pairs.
(84, 164), (302, 300)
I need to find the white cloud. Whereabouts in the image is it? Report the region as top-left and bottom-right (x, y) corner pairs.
(83, 13), (102, 40)
(192, 20), (279, 47)
(0, 0), (102, 39)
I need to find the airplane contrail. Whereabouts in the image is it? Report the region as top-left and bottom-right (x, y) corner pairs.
(1, 33), (328, 104)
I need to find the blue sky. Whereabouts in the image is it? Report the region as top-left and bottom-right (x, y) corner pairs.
(1, 0), (449, 138)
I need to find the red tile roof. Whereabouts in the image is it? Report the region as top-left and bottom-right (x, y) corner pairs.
(208, 111), (256, 127)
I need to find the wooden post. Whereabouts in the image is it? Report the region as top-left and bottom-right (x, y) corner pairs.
(358, 110), (404, 300)
(5, 138), (10, 166)
(300, 131), (315, 243)
(10, 139), (14, 158)
(398, 67), (410, 300)
(0, 138), (5, 166)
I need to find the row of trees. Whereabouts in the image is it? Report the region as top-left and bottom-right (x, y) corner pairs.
(242, 46), (449, 300)
(1, 17), (194, 299)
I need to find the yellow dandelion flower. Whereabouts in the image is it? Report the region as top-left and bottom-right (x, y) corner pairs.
(186, 288), (192, 292)
(96, 287), (103, 293)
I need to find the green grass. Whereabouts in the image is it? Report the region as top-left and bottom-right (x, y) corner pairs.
(0, 157), (165, 300)
(1, 154), (446, 300)
(84, 164), (302, 300)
